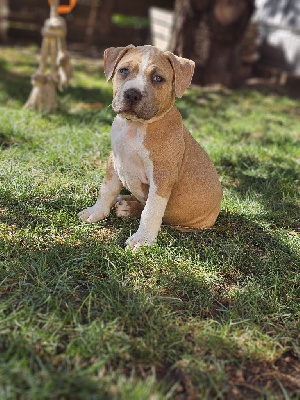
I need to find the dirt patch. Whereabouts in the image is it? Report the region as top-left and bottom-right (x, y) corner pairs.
(153, 349), (300, 399)
(226, 350), (300, 399)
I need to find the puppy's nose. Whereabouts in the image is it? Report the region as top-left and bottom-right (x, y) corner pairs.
(124, 88), (142, 104)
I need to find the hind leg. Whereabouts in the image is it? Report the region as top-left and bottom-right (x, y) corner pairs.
(115, 195), (144, 218)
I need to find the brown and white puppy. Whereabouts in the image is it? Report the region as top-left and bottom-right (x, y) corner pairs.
(78, 45), (222, 249)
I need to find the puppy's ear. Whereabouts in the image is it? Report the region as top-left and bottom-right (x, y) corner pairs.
(164, 52), (195, 98)
(104, 45), (135, 81)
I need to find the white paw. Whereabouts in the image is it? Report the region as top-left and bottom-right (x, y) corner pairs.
(115, 200), (131, 218)
(78, 204), (107, 223)
(125, 230), (156, 250)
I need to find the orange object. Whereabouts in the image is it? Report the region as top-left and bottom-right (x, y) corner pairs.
(48, 0), (77, 14)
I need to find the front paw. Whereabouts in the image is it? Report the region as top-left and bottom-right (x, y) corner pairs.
(125, 230), (156, 250)
(78, 203), (108, 223)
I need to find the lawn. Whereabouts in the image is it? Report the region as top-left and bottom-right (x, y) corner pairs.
(0, 45), (299, 399)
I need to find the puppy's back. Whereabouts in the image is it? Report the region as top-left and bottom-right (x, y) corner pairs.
(164, 124), (222, 229)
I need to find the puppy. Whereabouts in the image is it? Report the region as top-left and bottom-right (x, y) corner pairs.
(78, 45), (222, 249)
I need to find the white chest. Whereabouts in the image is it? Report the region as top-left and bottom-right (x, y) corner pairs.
(111, 116), (151, 202)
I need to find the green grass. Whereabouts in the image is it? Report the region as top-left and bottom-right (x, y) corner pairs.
(0, 45), (299, 399)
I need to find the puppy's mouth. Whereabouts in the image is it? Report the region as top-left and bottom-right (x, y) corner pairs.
(113, 104), (140, 119)
(113, 104), (158, 121)
(112, 89), (159, 121)
(118, 107), (137, 117)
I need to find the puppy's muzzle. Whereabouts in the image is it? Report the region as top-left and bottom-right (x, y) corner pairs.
(124, 88), (142, 106)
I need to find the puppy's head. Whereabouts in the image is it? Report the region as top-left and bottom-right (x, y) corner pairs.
(104, 45), (195, 121)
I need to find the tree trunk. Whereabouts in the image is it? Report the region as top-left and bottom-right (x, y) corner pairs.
(170, 0), (255, 88)
(85, 0), (99, 46)
(98, 0), (115, 36)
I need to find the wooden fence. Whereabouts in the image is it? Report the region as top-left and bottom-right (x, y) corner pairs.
(6, 0), (174, 49)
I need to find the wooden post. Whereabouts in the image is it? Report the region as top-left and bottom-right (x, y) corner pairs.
(25, 0), (72, 112)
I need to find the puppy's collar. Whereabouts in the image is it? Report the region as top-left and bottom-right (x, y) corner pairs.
(123, 105), (174, 125)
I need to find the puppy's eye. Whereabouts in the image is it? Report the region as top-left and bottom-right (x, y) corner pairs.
(153, 75), (165, 83)
(119, 67), (129, 76)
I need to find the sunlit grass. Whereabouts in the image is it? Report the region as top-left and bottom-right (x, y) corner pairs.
(0, 45), (299, 399)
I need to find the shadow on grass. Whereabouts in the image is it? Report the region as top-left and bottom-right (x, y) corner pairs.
(0, 186), (83, 230)
(60, 78), (112, 106)
(177, 84), (300, 119)
(0, 54), (113, 111)
(55, 103), (115, 127)
(2, 218), (296, 326)
(1, 219), (299, 398)
(1, 186), (298, 319)
(220, 153), (300, 229)
(0, 59), (32, 104)
(0, 121), (35, 149)
(1, 180), (299, 397)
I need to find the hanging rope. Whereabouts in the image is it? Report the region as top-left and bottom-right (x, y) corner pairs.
(25, 0), (75, 112)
